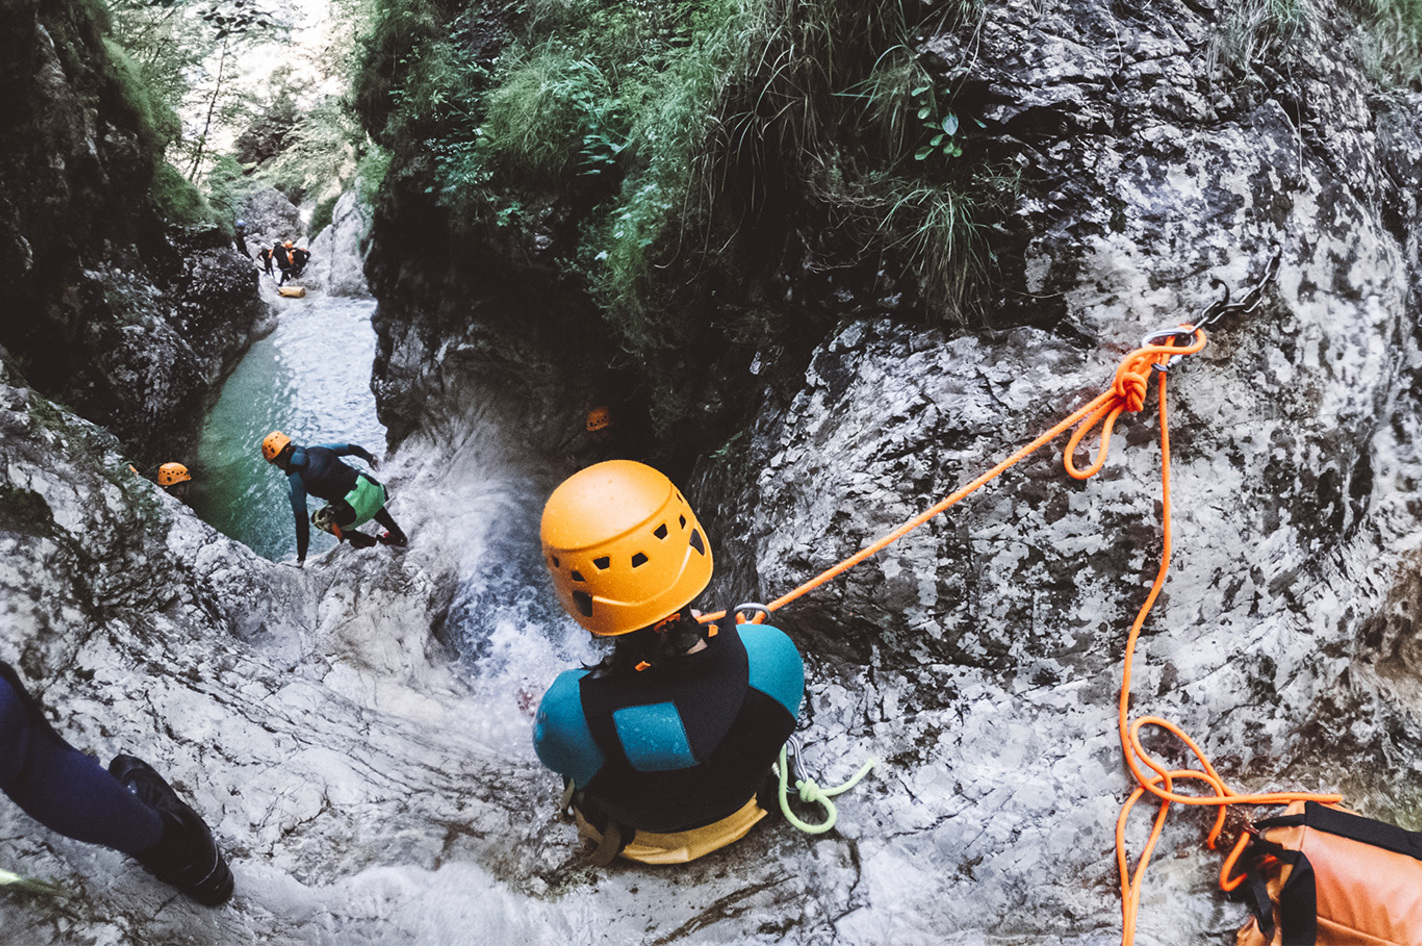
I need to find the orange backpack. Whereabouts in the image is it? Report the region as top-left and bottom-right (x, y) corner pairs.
(1233, 801), (1422, 945)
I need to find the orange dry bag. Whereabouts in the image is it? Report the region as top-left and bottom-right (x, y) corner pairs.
(1232, 801), (1422, 945)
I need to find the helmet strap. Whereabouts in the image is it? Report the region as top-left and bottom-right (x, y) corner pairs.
(604, 609), (708, 675)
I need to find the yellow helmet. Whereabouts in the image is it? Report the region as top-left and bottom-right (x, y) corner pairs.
(261, 430), (292, 462)
(157, 462), (191, 486)
(541, 460), (713, 636)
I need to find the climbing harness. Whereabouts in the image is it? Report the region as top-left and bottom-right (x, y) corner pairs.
(699, 249), (1342, 940)
(311, 505), (344, 539)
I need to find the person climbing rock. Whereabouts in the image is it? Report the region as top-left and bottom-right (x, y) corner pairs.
(533, 459), (804, 865)
(0, 661), (234, 905)
(289, 245), (310, 278)
(233, 220), (250, 258)
(257, 245), (274, 277)
(157, 462), (192, 501)
(272, 241), (294, 286)
(261, 431), (408, 566)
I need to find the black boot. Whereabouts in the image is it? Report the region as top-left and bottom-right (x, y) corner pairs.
(108, 755), (234, 906)
(346, 531), (378, 549)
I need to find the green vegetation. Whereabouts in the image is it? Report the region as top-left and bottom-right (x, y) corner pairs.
(102, 0), (383, 230)
(1213, 0), (1313, 68)
(152, 161), (215, 224)
(1344, 0), (1422, 84)
(357, 0), (1007, 358)
(1212, 0), (1422, 84)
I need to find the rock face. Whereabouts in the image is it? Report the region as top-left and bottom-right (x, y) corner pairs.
(353, 0), (1422, 944)
(0, 2), (1420, 946)
(0, 0), (266, 463)
(307, 190), (371, 296)
(241, 186), (304, 261)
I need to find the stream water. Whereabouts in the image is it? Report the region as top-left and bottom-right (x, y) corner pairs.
(190, 293), (386, 562)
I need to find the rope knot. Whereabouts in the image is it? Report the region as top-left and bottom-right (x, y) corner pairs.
(796, 779), (827, 805)
(1112, 355), (1155, 412)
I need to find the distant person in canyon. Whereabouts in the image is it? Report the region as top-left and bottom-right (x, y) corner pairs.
(554, 396), (654, 466)
(532, 460), (804, 865)
(260, 431), (408, 566)
(232, 220), (250, 258)
(156, 462), (192, 502)
(257, 245), (274, 277)
(289, 244), (310, 278)
(272, 240), (311, 286)
(272, 240), (294, 285)
(0, 661), (234, 904)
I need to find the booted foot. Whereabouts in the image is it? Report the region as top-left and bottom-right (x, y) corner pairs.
(346, 531), (378, 549)
(378, 532), (408, 547)
(108, 755), (234, 906)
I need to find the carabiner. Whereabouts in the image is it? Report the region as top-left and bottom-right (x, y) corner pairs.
(1139, 325), (1202, 372)
(732, 601), (772, 624)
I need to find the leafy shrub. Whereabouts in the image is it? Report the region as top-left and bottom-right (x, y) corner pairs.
(102, 38), (181, 157)
(151, 161), (213, 225)
(204, 154), (254, 227)
(310, 194), (339, 236)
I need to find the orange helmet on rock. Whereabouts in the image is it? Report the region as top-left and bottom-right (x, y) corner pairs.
(261, 431), (292, 462)
(585, 405), (612, 432)
(541, 460), (713, 636)
(157, 462), (191, 486)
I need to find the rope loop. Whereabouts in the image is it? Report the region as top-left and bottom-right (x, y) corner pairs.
(776, 744), (877, 836)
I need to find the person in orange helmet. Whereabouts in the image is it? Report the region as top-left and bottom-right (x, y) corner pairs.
(156, 462), (192, 501)
(533, 460), (804, 865)
(260, 431), (407, 566)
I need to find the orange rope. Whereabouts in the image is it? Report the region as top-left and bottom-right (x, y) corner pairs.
(1111, 369), (1339, 945)
(699, 325), (1340, 942)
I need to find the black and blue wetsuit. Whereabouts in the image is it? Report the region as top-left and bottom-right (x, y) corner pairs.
(0, 663), (162, 855)
(284, 443), (402, 562)
(534, 622), (804, 836)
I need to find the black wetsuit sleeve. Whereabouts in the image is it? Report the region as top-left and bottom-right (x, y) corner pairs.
(288, 472), (309, 561)
(323, 443), (377, 466)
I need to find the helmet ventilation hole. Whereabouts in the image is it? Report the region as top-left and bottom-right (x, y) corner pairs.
(593, 556), (610, 570)
(679, 515), (687, 529)
(550, 555), (560, 568)
(653, 523), (668, 540)
(689, 530), (705, 555)
(631, 553), (648, 568)
(572, 590), (593, 617)
(571, 570), (586, 582)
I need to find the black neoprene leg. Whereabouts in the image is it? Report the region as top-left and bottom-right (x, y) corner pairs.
(374, 508), (407, 543)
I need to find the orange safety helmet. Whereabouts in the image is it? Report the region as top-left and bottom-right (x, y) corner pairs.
(261, 430), (292, 462)
(541, 460), (713, 636)
(157, 462), (191, 487)
(585, 405), (613, 432)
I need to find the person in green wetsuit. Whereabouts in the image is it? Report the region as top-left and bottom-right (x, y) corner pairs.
(260, 431), (408, 566)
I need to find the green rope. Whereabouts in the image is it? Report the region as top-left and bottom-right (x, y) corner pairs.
(776, 744), (877, 835)
(0, 868), (68, 897)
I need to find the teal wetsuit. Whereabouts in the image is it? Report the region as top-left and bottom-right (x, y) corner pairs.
(534, 622), (804, 834)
